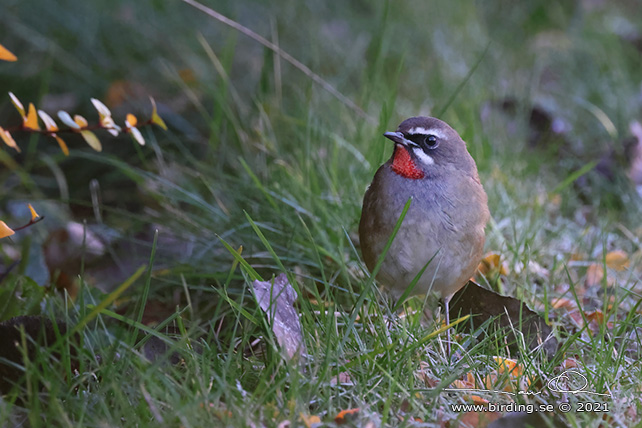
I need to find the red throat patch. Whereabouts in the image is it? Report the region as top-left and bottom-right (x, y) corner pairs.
(391, 145), (424, 179)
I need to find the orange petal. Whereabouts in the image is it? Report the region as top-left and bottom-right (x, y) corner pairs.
(74, 114), (89, 128)
(27, 203), (39, 220)
(0, 43), (17, 62)
(24, 103), (40, 130)
(54, 135), (69, 156)
(126, 113), (138, 127)
(0, 221), (15, 238)
(0, 126), (20, 152)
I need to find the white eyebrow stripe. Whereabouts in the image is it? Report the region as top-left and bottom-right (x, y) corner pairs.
(407, 127), (446, 139)
(412, 146), (434, 165)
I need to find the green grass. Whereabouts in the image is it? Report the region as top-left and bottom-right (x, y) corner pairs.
(2, 0), (642, 426)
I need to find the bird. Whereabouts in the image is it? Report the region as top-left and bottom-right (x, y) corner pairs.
(359, 116), (489, 351)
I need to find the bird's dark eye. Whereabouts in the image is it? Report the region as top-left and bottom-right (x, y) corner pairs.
(424, 135), (438, 148)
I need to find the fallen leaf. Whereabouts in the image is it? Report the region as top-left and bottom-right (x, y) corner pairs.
(605, 250), (629, 271)
(477, 253), (509, 277)
(493, 357), (523, 377)
(561, 358), (578, 369)
(585, 264), (604, 287)
(299, 413), (321, 428)
(253, 274), (306, 361)
(551, 297), (577, 310)
(334, 408), (360, 424)
(449, 281), (558, 357)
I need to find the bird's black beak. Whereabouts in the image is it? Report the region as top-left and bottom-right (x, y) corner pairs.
(383, 131), (405, 145)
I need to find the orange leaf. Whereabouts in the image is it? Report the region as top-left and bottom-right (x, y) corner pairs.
(28, 204), (39, 220)
(54, 135), (69, 156)
(334, 408), (360, 424)
(477, 253), (508, 277)
(585, 310), (605, 324)
(0, 43), (17, 62)
(0, 126), (20, 152)
(126, 113), (138, 127)
(24, 103), (40, 130)
(605, 250), (629, 271)
(470, 395), (490, 405)
(0, 221), (15, 239)
(493, 356), (523, 377)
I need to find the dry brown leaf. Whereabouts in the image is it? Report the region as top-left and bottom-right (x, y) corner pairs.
(605, 250), (630, 271)
(253, 274), (306, 361)
(551, 297), (577, 310)
(585, 264), (604, 287)
(561, 358), (579, 369)
(450, 281), (558, 357)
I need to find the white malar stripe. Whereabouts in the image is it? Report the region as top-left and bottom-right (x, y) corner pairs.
(412, 147), (434, 165)
(407, 127), (446, 139)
